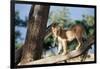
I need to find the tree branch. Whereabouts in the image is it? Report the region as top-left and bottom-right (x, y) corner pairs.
(18, 36), (94, 65)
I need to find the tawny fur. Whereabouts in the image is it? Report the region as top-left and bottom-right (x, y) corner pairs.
(51, 23), (85, 55)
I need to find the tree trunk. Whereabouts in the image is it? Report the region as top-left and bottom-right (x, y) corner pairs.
(19, 5), (50, 64)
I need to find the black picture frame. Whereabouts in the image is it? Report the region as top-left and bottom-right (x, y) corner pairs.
(10, 0), (97, 68)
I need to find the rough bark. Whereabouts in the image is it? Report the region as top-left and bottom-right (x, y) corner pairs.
(19, 5), (50, 65)
(15, 22), (52, 65)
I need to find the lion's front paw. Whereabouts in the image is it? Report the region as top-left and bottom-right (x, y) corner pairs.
(75, 47), (79, 50)
(61, 52), (67, 55)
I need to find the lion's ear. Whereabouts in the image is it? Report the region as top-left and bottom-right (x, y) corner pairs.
(57, 26), (62, 30)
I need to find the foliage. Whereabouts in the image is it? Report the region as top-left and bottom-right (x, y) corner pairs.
(15, 11), (28, 27)
(15, 30), (21, 43)
(15, 43), (22, 49)
(15, 11), (28, 48)
(43, 35), (54, 50)
(49, 7), (71, 28)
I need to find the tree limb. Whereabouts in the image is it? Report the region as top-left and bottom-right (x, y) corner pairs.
(18, 36), (94, 65)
